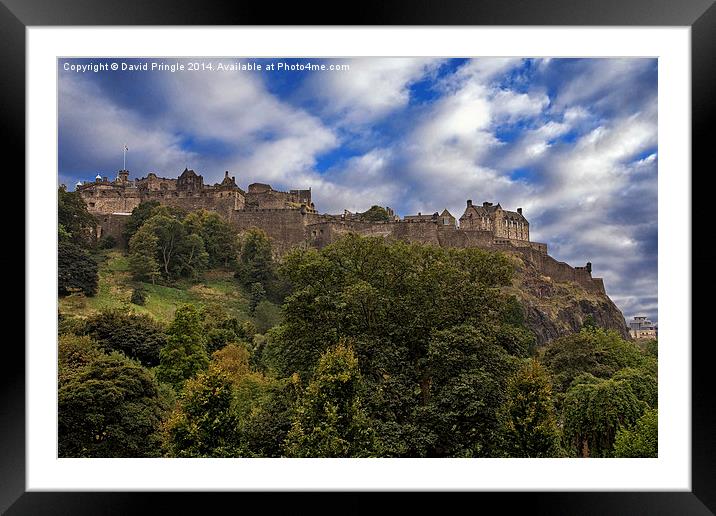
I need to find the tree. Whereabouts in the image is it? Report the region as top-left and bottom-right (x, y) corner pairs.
(178, 232), (209, 279)
(417, 325), (519, 457)
(239, 377), (300, 457)
(542, 328), (655, 394)
(500, 360), (562, 457)
(249, 282), (266, 314)
(284, 343), (376, 457)
(156, 305), (209, 390)
(271, 234), (530, 457)
(58, 337), (171, 458)
(359, 205), (392, 222)
(58, 333), (102, 383)
(146, 214), (187, 278)
(613, 408), (658, 458)
(562, 376), (647, 457)
(80, 310), (167, 367)
(184, 210), (237, 267)
(163, 368), (240, 457)
(612, 367), (658, 408)
(235, 228), (275, 288)
(58, 185), (96, 247)
(128, 225), (161, 283)
(122, 200), (161, 244)
(58, 241), (98, 296)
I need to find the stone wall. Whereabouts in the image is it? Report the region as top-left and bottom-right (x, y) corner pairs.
(229, 209), (314, 254)
(95, 213), (131, 245)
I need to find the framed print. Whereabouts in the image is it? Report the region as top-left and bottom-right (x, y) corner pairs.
(6, 0), (715, 513)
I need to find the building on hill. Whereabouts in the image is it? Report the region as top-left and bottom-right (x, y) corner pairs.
(459, 200), (529, 242)
(403, 209), (456, 227)
(75, 167), (607, 294)
(628, 316), (657, 340)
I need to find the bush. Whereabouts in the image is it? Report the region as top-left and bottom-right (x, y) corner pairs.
(130, 287), (147, 306)
(81, 310), (167, 367)
(98, 234), (117, 249)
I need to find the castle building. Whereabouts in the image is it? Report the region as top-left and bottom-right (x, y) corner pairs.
(459, 200), (529, 241)
(75, 167), (606, 295)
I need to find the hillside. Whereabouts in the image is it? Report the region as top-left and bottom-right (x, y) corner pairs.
(59, 250), (281, 331)
(504, 252), (630, 345)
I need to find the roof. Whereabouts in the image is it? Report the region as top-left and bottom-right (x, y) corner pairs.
(404, 212), (439, 221)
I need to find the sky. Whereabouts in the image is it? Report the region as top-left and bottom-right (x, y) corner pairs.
(58, 57), (658, 323)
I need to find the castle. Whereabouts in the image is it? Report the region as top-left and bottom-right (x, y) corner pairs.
(77, 168), (605, 293)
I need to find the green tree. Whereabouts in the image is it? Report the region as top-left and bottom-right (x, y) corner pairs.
(417, 325), (519, 457)
(81, 310), (167, 367)
(145, 214), (187, 278)
(562, 375), (647, 457)
(122, 200), (161, 244)
(184, 210), (237, 267)
(542, 328), (654, 394)
(156, 305), (209, 390)
(58, 241), (98, 296)
(58, 185), (96, 247)
(128, 225), (161, 283)
(58, 335), (171, 457)
(163, 368), (240, 457)
(612, 367), (658, 408)
(271, 235), (529, 457)
(284, 343), (376, 457)
(613, 408), (658, 458)
(178, 232), (209, 279)
(235, 228), (275, 288)
(500, 360), (562, 457)
(249, 282), (266, 314)
(359, 205), (392, 222)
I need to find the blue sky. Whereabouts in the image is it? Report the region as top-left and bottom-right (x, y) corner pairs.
(58, 57), (658, 322)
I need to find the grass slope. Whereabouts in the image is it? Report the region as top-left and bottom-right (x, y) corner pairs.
(59, 250), (254, 325)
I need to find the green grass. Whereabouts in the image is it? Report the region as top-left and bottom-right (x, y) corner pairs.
(60, 250), (253, 325)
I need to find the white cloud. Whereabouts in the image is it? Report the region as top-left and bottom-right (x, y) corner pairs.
(300, 58), (443, 126)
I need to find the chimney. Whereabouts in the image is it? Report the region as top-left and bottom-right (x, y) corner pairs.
(586, 262), (592, 274)
(225, 171), (229, 178)
(467, 200), (472, 207)
(418, 212), (421, 216)
(517, 208), (522, 215)
(483, 202), (491, 207)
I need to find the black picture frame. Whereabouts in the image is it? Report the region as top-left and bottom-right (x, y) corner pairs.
(5, 0), (714, 513)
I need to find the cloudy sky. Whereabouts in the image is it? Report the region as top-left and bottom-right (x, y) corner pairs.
(58, 57), (657, 322)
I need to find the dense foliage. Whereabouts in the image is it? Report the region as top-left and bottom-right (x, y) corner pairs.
(58, 241), (99, 296)
(58, 186), (99, 297)
(58, 223), (658, 459)
(58, 334), (171, 457)
(358, 205), (393, 222)
(80, 310), (167, 367)
(58, 186), (97, 247)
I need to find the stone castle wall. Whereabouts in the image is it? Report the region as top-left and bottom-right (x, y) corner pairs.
(77, 169), (604, 294)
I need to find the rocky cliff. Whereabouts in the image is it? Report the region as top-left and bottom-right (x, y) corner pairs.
(503, 252), (631, 345)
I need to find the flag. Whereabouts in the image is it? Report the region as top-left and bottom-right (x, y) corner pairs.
(124, 144), (129, 151)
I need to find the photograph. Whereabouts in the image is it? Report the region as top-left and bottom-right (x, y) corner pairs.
(56, 56), (659, 460)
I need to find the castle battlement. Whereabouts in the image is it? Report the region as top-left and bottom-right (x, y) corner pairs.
(75, 168), (615, 291)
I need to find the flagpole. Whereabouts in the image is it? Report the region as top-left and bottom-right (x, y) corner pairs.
(123, 144), (127, 171)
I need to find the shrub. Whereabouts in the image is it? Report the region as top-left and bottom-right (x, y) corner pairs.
(130, 287), (147, 306)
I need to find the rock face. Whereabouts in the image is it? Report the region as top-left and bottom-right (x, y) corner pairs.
(503, 252), (630, 346)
